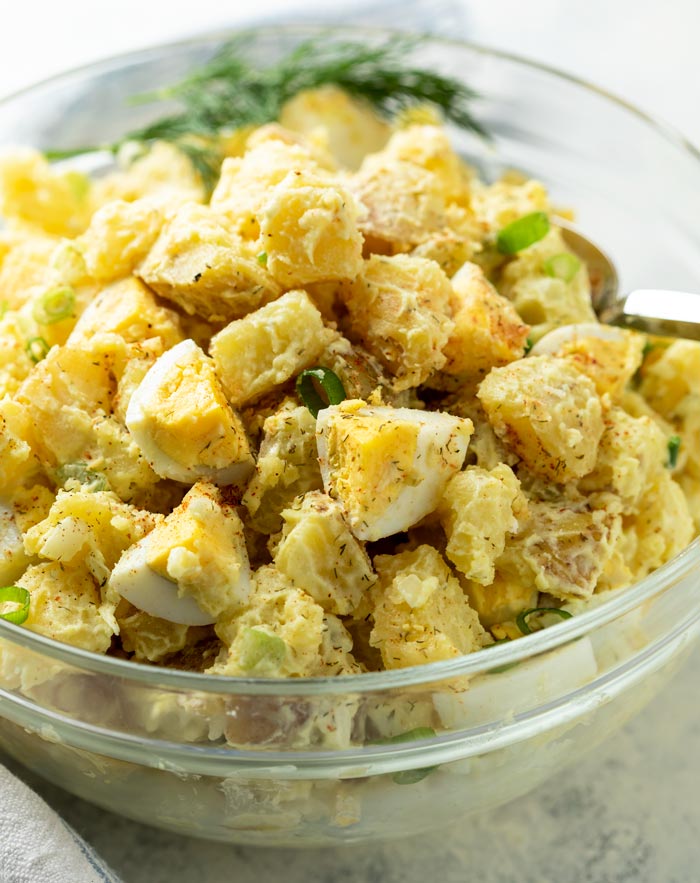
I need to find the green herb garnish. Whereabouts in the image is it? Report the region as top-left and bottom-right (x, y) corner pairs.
(523, 336), (533, 355)
(296, 367), (346, 418)
(543, 252), (581, 282)
(256, 251), (268, 267)
(516, 607), (572, 635)
(0, 586), (30, 625)
(25, 337), (50, 363)
(44, 35), (487, 193)
(238, 627), (287, 670)
(32, 286), (76, 325)
(497, 212), (550, 255)
(667, 434), (681, 469)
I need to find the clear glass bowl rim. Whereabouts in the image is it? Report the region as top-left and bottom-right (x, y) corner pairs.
(0, 23), (698, 697)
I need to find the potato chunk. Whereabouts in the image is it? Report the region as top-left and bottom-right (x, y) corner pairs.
(498, 499), (622, 600)
(370, 545), (487, 669)
(478, 356), (604, 482)
(137, 204), (281, 322)
(341, 254), (454, 390)
(439, 464), (524, 585)
(464, 571), (539, 629)
(274, 491), (376, 615)
(316, 401), (472, 541)
(442, 262), (529, 379)
(260, 170), (364, 287)
(210, 289), (333, 407)
(17, 561), (115, 653)
(80, 198), (164, 282)
(68, 277), (183, 349)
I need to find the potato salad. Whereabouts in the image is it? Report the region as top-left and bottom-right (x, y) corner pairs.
(0, 85), (697, 680)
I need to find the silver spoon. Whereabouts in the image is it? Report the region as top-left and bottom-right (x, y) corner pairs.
(559, 223), (700, 340)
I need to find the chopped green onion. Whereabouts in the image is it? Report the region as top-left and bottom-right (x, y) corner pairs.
(667, 435), (681, 469)
(239, 627), (287, 670)
(55, 462), (108, 492)
(392, 766), (437, 785)
(369, 728), (438, 785)
(64, 170), (90, 202)
(0, 301), (8, 319)
(26, 337), (50, 363)
(543, 252), (581, 282)
(296, 367), (346, 418)
(497, 212), (550, 255)
(516, 606), (573, 635)
(642, 340), (656, 359)
(0, 586), (30, 625)
(256, 250), (268, 266)
(523, 336), (533, 355)
(32, 286), (76, 325)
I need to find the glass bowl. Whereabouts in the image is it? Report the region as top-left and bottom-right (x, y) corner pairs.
(0, 26), (699, 847)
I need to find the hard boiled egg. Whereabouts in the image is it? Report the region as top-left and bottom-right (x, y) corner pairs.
(125, 338), (254, 485)
(528, 322), (625, 356)
(316, 400), (473, 541)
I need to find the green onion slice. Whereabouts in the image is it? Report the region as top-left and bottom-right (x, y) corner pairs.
(667, 435), (681, 469)
(256, 251), (268, 266)
(516, 606), (573, 635)
(239, 627), (287, 670)
(523, 336), (533, 355)
(543, 252), (581, 282)
(26, 336), (50, 363)
(497, 212), (550, 255)
(32, 286), (76, 325)
(296, 367), (346, 418)
(56, 462), (108, 492)
(392, 766), (438, 785)
(0, 586), (30, 625)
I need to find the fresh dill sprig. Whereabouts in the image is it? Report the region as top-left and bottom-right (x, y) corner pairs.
(45, 34), (487, 192)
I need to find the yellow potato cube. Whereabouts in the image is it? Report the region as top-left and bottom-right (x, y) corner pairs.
(442, 261), (529, 379)
(210, 289), (333, 407)
(478, 356), (604, 482)
(0, 235), (57, 310)
(274, 491), (376, 615)
(80, 198), (164, 282)
(370, 545), (487, 669)
(117, 606), (190, 663)
(464, 571), (539, 629)
(137, 204), (281, 322)
(341, 254), (454, 390)
(68, 277), (183, 349)
(260, 170), (364, 287)
(439, 464), (524, 585)
(0, 399), (40, 492)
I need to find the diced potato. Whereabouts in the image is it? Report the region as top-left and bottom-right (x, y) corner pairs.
(145, 482), (250, 619)
(478, 356), (604, 482)
(210, 289), (334, 407)
(0, 500), (32, 585)
(0, 235), (57, 309)
(317, 400), (472, 541)
(211, 138), (325, 237)
(439, 464), (524, 585)
(318, 334), (413, 406)
(0, 399), (40, 492)
(464, 571), (539, 629)
(0, 311), (42, 398)
(497, 499), (622, 600)
(0, 149), (93, 237)
(411, 226), (477, 277)
(341, 254), (454, 390)
(279, 86), (391, 170)
(137, 204), (281, 322)
(441, 261), (529, 379)
(17, 561), (115, 653)
(92, 141), (204, 207)
(23, 490), (157, 589)
(274, 491), (376, 615)
(68, 277), (183, 350)
(370, 545), (487, 669)
(497, 227), (595, 335)
(579, 407), (668, 512)
(471, 173), (551, 234)
(260, 170), (364, 287)
(638, 339), (700, 418)
(117, 605), (191, 663)
(210, 565), (326, 677)
(242, 400), (322, 534)
(350, 156), (447, 252)
(80, 198), (164, 282)
(11, 484), (54, 534)
(552, 330), (645, 399)
(623, 470), (695, 579)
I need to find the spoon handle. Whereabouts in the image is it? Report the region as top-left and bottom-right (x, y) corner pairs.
(599, 289), (700, 340)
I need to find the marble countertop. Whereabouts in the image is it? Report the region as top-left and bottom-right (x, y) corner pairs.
(2, 1), (700, 881)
